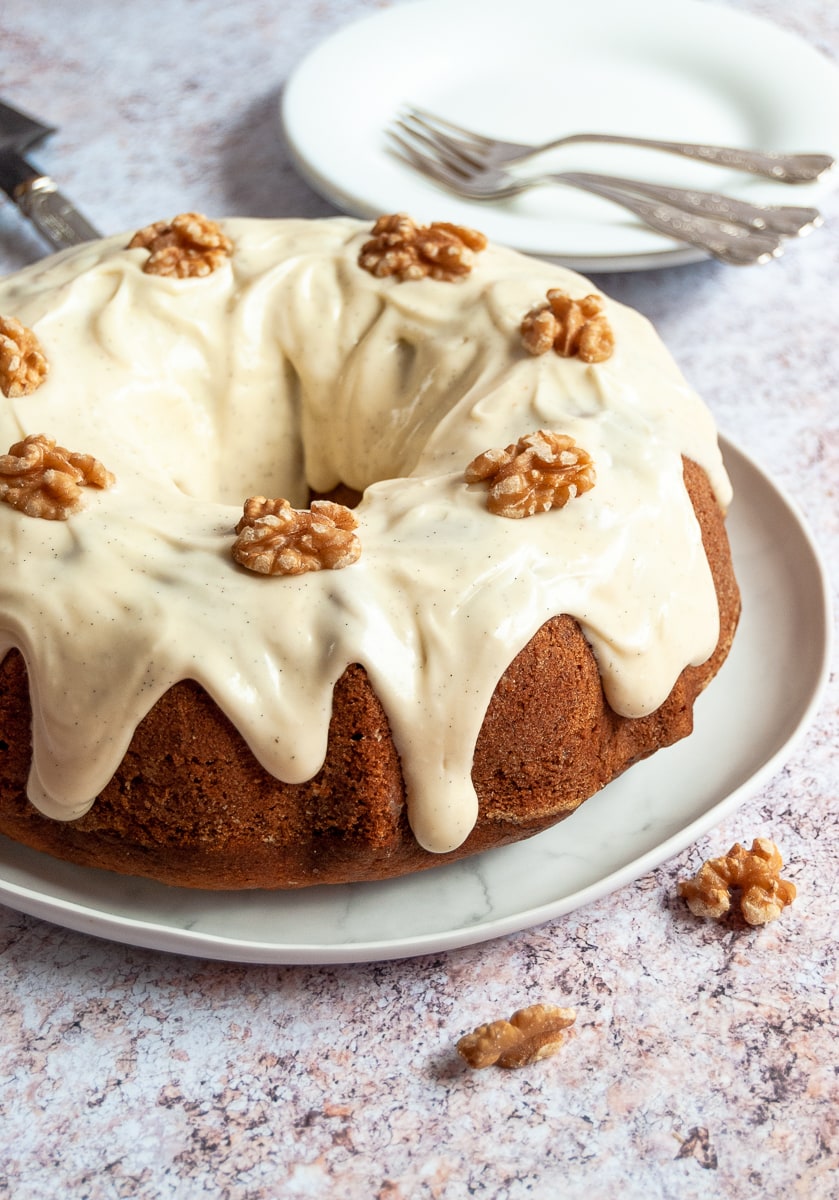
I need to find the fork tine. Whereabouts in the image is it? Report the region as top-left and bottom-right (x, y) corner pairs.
(385, 130), (473, 192)
(396, 112), (488, 172)
(401, 105), (494, 150)
(390, 122), (483, 178)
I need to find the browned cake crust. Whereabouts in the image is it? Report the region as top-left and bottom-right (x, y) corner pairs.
(0, 458), (739, 889)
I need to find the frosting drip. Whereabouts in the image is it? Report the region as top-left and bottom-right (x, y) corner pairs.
(0, 217), (731, 854)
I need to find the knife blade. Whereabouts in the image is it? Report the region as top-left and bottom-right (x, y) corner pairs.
(0, 98), (100, 251)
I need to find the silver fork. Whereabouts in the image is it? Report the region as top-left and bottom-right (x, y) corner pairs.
(400, 105), (836, 185)
(392, 119), (822, 239)
(388, 133), (817, 266)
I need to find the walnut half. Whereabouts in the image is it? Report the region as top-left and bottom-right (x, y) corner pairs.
(457, 1004), (577, 1069)
(678, 838), (796, 925)
(0, 433), (115, 520)
(521, 289), (614, 363)
(359, 213), (487, 282)
(128, 212), (232, 278)
(232, 496), (361, 576)
(465, 430), (595, 519)
(0, 316), (48, 397)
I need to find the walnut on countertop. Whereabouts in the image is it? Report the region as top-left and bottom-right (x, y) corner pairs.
(232, 495), (361, 576)
(359, 213), (487, 282)
(0, 433), (115, 520)
(465, 429), (595, 519)
(521, 289), (614, 363)
(457, 1004), (577, 1070)
(128, 212), (232, 278)
(0, 316), (48, 397)
(678, 838), (797, 925)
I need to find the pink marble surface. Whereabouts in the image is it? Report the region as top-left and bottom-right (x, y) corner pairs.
(0, 1), (836, 1196)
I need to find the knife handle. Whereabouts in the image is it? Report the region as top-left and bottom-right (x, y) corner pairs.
(14, 175), (101, 250)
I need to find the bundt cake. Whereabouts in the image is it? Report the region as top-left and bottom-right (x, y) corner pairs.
(0, 213), (739, 888)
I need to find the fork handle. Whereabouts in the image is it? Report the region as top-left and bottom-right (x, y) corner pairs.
(548, 173), (782, 266)
(543, 135), (834, 184)
(568, 171), (821, 237)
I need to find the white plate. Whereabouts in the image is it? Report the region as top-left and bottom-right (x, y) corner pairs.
(281, 0), (839, 271)
(0, 437), (831, 963)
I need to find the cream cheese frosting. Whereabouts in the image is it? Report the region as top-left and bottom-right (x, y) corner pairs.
(0, 216), (731, 854)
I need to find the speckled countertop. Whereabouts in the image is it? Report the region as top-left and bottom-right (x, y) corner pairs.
(0, 1), (837, 1197)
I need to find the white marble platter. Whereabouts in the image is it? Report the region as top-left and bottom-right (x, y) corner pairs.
(0, 436), (830, 963)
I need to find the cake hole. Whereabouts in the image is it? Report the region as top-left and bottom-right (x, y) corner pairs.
(309, 483), (363, 510)
(161, 358), (310, 507)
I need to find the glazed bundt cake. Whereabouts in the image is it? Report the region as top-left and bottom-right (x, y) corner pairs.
(0, 213), (739, 888)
